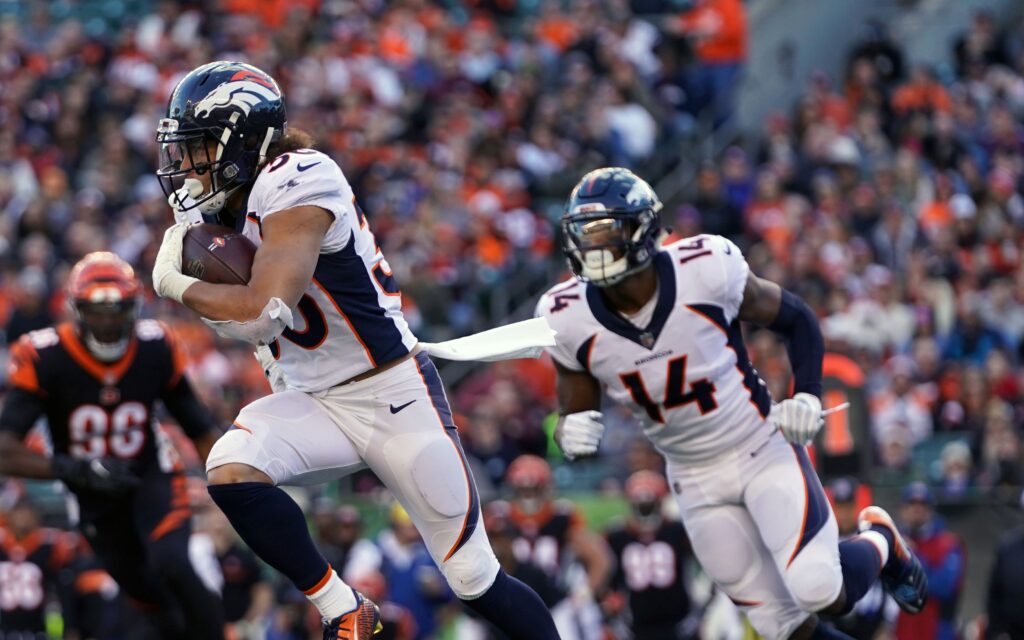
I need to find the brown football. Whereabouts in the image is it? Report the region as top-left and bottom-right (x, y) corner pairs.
(181, 223), (256, 285)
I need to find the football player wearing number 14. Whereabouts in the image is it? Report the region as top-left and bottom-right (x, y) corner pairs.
(536, 168), (929, 640)
(150, 61), (559, 640)
(0, 252), (226, 640)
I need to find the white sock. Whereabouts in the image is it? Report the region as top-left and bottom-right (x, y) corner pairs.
(305, 569), (357, 620)
(859, 530), (890, 567)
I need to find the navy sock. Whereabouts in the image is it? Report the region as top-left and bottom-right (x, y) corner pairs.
(461, 569), (559, 640)
(837, 537), (883, 615)
(810, 620), (856, 639)
(208, 482), (329, 591)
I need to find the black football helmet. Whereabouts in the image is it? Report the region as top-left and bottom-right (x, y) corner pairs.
(66, 252), (141, 362)
(561, 167), (664, 286)
(156, 61), (285, 224)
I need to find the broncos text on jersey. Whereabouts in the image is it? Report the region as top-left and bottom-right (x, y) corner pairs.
(241, 149), (417, 391)
(537, 235), (773, 464)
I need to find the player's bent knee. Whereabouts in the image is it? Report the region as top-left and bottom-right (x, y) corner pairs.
(784, 559), (843, 613)
(441, 540), (501, 599)
(205, 427), (274, 484)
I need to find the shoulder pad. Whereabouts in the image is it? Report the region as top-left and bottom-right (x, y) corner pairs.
(8, 333), (49, 394)
(256, 149), (343, 193)
(535, 279), (594, 372)
(536, 278), (584, 319)
(668, 234), (748, 322)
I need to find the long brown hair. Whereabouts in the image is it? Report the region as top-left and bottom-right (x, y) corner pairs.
(265, 128), (316, 161)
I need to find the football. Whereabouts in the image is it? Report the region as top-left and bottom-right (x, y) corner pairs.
(181, 223), (256, 285)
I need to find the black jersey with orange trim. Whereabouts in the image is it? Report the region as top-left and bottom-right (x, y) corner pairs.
(0, 526), (77, 633)
(508, 499), (583, 580)
(1, 320), (215, 483)
(606, 520), (692, 632)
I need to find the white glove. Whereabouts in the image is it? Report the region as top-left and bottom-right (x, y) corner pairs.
(770, 392), (823, 445)
(254, 345), (288, 393)
(556, 410), (604, 460)
(201, 297), (293, 345)
(152, 223), (199, 303)
(167, 179), (206, 225)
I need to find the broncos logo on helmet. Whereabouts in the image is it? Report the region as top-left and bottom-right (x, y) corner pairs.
(193, 77), (281, 119)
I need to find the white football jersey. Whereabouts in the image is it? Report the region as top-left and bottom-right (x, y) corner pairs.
(537, 235), (773, 463)
(241, 149), (417, 391)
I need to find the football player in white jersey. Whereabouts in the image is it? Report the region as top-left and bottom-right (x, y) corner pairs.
(149, 61), (560, 640)
(536, 168), (928, 640)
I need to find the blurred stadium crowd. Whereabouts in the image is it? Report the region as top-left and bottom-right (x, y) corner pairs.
(1, 0), (1024, 638)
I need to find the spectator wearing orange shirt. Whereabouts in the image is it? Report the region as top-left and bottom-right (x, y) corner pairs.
(221, 0), (319, 29)
(917, 172), (958, 241)
(892, 65), (952, 117)
(745, 166), (794, 263)
(674, 0), (747, 125)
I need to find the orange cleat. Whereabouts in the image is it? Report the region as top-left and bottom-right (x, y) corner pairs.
(322, 590), (383, 640)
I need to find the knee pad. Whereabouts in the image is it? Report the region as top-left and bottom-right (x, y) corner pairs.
(206, 429), (257, 472)
(784, 558), (843, 613)
(441, 531), (500, 599)
(785, 518), (842, 613)
(410, 437), (470, 519)
(686, 511), (760, 589)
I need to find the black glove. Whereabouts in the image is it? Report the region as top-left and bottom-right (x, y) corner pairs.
(52, 455), (140, 493)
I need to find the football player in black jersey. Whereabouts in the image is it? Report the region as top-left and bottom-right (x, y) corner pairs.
(505, 454), (612, 639)
(605, 471), (697, 640)
(0, 252), (225, 640)
(0, 499), (77, 640)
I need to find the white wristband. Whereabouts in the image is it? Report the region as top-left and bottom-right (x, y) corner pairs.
(159, 271), (200, 303)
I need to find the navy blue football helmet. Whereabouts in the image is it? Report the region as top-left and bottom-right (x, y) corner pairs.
(561, 167), (664, 286)
(156, 61), (285, 223)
